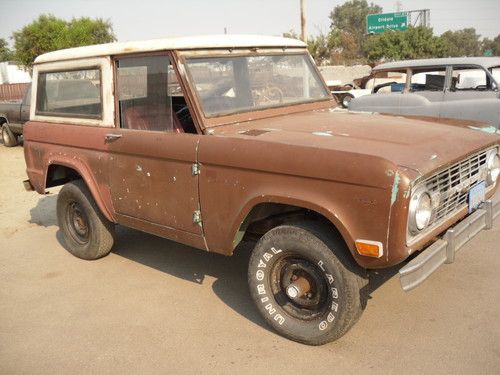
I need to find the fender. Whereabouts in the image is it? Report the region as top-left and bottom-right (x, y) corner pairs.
(229, 194), (355, 254)
(44, 158), (115, 223)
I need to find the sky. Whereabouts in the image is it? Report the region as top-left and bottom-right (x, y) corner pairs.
(0, 0), (499, 47)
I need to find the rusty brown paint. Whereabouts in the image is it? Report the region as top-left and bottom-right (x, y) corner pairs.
(23, 45), (500, 273)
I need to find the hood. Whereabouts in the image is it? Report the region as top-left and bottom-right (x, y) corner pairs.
(210, 108), (500, 177)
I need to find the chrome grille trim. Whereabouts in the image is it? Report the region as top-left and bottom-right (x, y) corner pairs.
(425, 150), (488, 221)
(407, 147), (495, 245)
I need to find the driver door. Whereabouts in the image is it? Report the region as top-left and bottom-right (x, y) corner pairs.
(108, 53), (203, 240)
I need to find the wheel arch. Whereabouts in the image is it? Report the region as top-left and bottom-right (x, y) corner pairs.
(231, 195), (356, 259)
(44, 161), (115, 222)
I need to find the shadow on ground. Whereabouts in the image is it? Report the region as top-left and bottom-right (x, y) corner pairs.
(83, 224), (402, 331)
(109, 226), (269, 329)
(29, 194), (58, 227)
(31, 194), (402, 331)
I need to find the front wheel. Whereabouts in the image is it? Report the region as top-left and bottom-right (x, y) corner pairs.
(2, 124), (18, 147)
(57, 180), (115, 260)
(248, 223), (367, 345)
(341, 94), (354, 109)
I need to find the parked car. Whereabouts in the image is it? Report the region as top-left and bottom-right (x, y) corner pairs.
(326, 81), (371, 108)
(0, 84), (31, 146)
(23, 36), (500, 345)
(350, 57), (500, 130)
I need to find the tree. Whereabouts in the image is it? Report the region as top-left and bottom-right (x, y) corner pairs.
(329, 0), (382, 56)
(65, 17), (116, 46)
(482, 34), (500, 55)
(306, 32), (336, 65)
(364, 27), (445, 61)
(440, 28), (481, 57)
(285, 0), (384, 65)
(283, 30), (337, 65)
(12, 14), (116, 69)
(329, 30), (362, 65)
(0, 38), (13, 61)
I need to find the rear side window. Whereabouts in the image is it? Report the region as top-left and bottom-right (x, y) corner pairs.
(451, 67), (497, 91)
(36, 68), (102, 118)
(410, 69), (446, 92)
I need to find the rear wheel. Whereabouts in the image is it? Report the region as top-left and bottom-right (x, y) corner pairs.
(248, 223), (367, 345)
(1, 124), (18, 147)
(57, 180), (115, 260)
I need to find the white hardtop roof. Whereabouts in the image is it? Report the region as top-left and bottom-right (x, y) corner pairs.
(373, 57), (500, 72)
(35, 35), (307, 64)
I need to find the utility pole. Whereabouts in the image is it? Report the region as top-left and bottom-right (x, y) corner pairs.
(300, 0), (307, 43)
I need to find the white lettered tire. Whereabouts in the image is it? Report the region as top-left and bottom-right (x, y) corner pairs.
(248, 222), (367, 345)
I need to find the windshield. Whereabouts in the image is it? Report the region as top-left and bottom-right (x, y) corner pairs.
(184, 53), (330, 117)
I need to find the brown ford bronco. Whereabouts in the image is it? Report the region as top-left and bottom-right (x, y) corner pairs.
(23, 35), (500, 345)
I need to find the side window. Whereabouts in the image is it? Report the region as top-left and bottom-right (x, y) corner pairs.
(491, 67), (500, 88)
(116, 55), (187, 132)
(410, 70), (446, 92)
(368, 71), (406, 94)
(36, 68), (101, 118)
(451, 67), (495, 91)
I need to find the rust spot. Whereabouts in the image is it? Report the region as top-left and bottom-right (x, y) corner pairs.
(239, 129), (270, 136)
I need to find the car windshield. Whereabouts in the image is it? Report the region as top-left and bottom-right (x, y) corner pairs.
(184, 53), (330, 117)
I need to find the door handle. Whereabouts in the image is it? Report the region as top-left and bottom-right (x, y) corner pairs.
(105, 133), (122, 142)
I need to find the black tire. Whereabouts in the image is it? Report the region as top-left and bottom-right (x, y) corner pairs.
(248, 222), (367, 345)
(2, 124), (18, 147)
(57, 180), (115, 260)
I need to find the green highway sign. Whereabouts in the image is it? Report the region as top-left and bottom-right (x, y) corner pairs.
(367, 12), (408, 34)
(484, 49), (493, 57)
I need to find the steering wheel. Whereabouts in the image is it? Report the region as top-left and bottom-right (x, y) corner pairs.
(255, 86), (284, 105)
(175, 106), (191, 123)
(373, 81), (398, 93)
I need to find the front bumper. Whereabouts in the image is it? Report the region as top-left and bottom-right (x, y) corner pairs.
(399, 197), (500, 291)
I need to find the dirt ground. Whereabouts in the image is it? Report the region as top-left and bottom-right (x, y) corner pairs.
(1, 145), (499, 374)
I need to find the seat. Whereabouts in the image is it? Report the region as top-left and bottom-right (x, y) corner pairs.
(124, 104), (184, 133)
(425, 75), (445, 91)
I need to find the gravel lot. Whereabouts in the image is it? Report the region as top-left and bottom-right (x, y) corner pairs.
(1, 144), (499, 374)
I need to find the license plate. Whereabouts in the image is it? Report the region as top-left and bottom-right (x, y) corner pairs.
(468, 181), (486, 213)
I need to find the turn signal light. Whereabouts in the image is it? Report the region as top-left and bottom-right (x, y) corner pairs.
(355, 240), (384, 258)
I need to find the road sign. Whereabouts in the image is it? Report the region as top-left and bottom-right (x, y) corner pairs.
(367, 12), (408, 34)
(484, 49), (493, 57)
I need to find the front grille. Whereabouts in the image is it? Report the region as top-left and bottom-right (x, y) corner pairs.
(423, 149), (489, 224)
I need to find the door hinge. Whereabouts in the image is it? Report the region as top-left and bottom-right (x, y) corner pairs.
(192, 163), (200, 176)
(193, 210), (202, 225)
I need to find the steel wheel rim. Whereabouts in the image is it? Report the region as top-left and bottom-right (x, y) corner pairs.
(66, 201), (90, 245)
(270, 254), (330, 320)
(342, 95), (352, 108)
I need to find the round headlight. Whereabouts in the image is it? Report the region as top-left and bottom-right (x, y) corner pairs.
(486, 150), (500, 186)
(409, 187), (433, 234)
